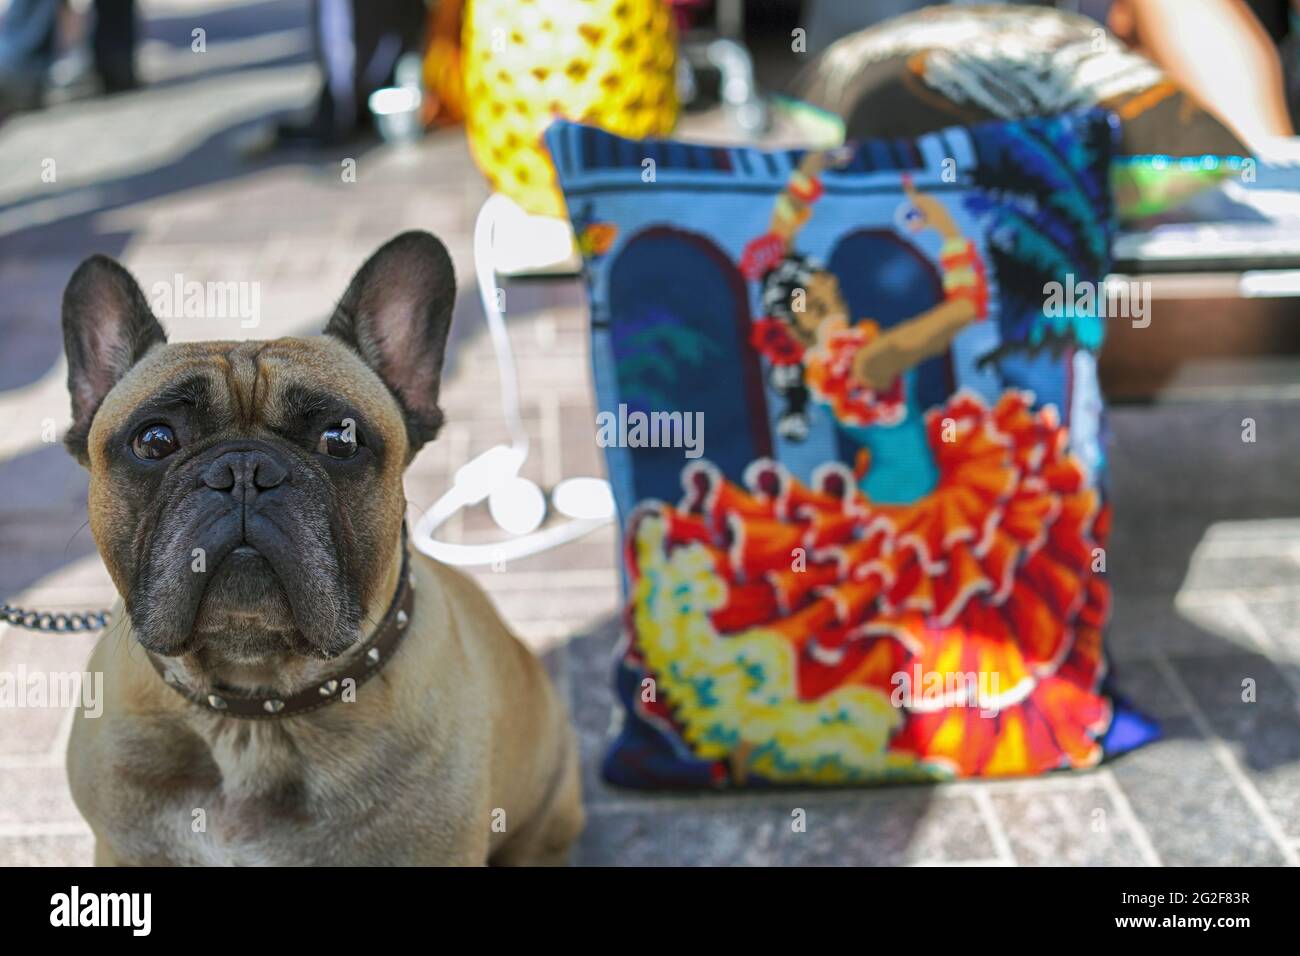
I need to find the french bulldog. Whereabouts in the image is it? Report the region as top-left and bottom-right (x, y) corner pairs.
(62, 232), (584, 865)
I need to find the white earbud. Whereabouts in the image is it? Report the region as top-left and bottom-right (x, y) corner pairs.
(411, 195), (616, 567)
(488, 476), (547, 536)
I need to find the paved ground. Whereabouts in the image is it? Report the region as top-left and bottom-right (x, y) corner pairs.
(2, 0), (1299, 867)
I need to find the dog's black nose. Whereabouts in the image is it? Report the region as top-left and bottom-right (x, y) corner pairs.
(201, 449), (288, 500)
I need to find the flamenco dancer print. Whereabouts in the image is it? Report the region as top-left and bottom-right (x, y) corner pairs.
(621, 151), (1131, 786)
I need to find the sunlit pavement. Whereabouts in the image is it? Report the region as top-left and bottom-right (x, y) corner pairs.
(2, 0), (1299, 866)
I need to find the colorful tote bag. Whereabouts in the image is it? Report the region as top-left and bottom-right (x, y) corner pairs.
(546, 110), (1160, 789)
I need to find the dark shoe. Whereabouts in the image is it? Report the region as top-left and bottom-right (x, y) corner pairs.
(97, 63), (137, 95)
(0, 66), (43, 115)
(272, 86), (375, 149)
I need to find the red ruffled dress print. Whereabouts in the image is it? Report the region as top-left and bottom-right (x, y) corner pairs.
(626, 384), (1113, 782)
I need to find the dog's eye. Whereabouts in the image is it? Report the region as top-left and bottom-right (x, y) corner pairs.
(132, 423), (179, 461)
(317, 425), (358, 459)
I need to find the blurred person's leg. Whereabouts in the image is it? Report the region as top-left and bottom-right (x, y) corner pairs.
(352, 0), (423, 106)
(0, 0), (59, 108)
(279, 0), (424, 146)
(91, 0), (136, 93)
(1108, 0), (1295, 145)
(1277, 0), (1300, 128)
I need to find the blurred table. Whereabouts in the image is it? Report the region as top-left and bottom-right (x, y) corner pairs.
(1102, 152), (1300, 401)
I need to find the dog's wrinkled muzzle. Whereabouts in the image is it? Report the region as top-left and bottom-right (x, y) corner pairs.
(128, 439), (359, 659)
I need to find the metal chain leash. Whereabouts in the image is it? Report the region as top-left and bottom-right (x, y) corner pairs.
(0, 602), (111, 633)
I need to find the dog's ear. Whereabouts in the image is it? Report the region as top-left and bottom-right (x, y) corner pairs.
(62, 255), (167, 465)
(324, 231), (456, 455)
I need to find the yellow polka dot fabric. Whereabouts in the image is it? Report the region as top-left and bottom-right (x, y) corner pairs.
(463, 0), (679, 218)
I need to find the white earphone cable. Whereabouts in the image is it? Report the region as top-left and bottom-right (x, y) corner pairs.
(411, 195), (614, 567)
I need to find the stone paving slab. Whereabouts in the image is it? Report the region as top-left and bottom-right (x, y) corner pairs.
(988, 782), (1151, 866)
(578, 787), (1003, 866)
(1109, 717), (1292, 866)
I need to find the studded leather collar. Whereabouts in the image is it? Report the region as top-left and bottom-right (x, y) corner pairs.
(146, 543), (414, 720)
